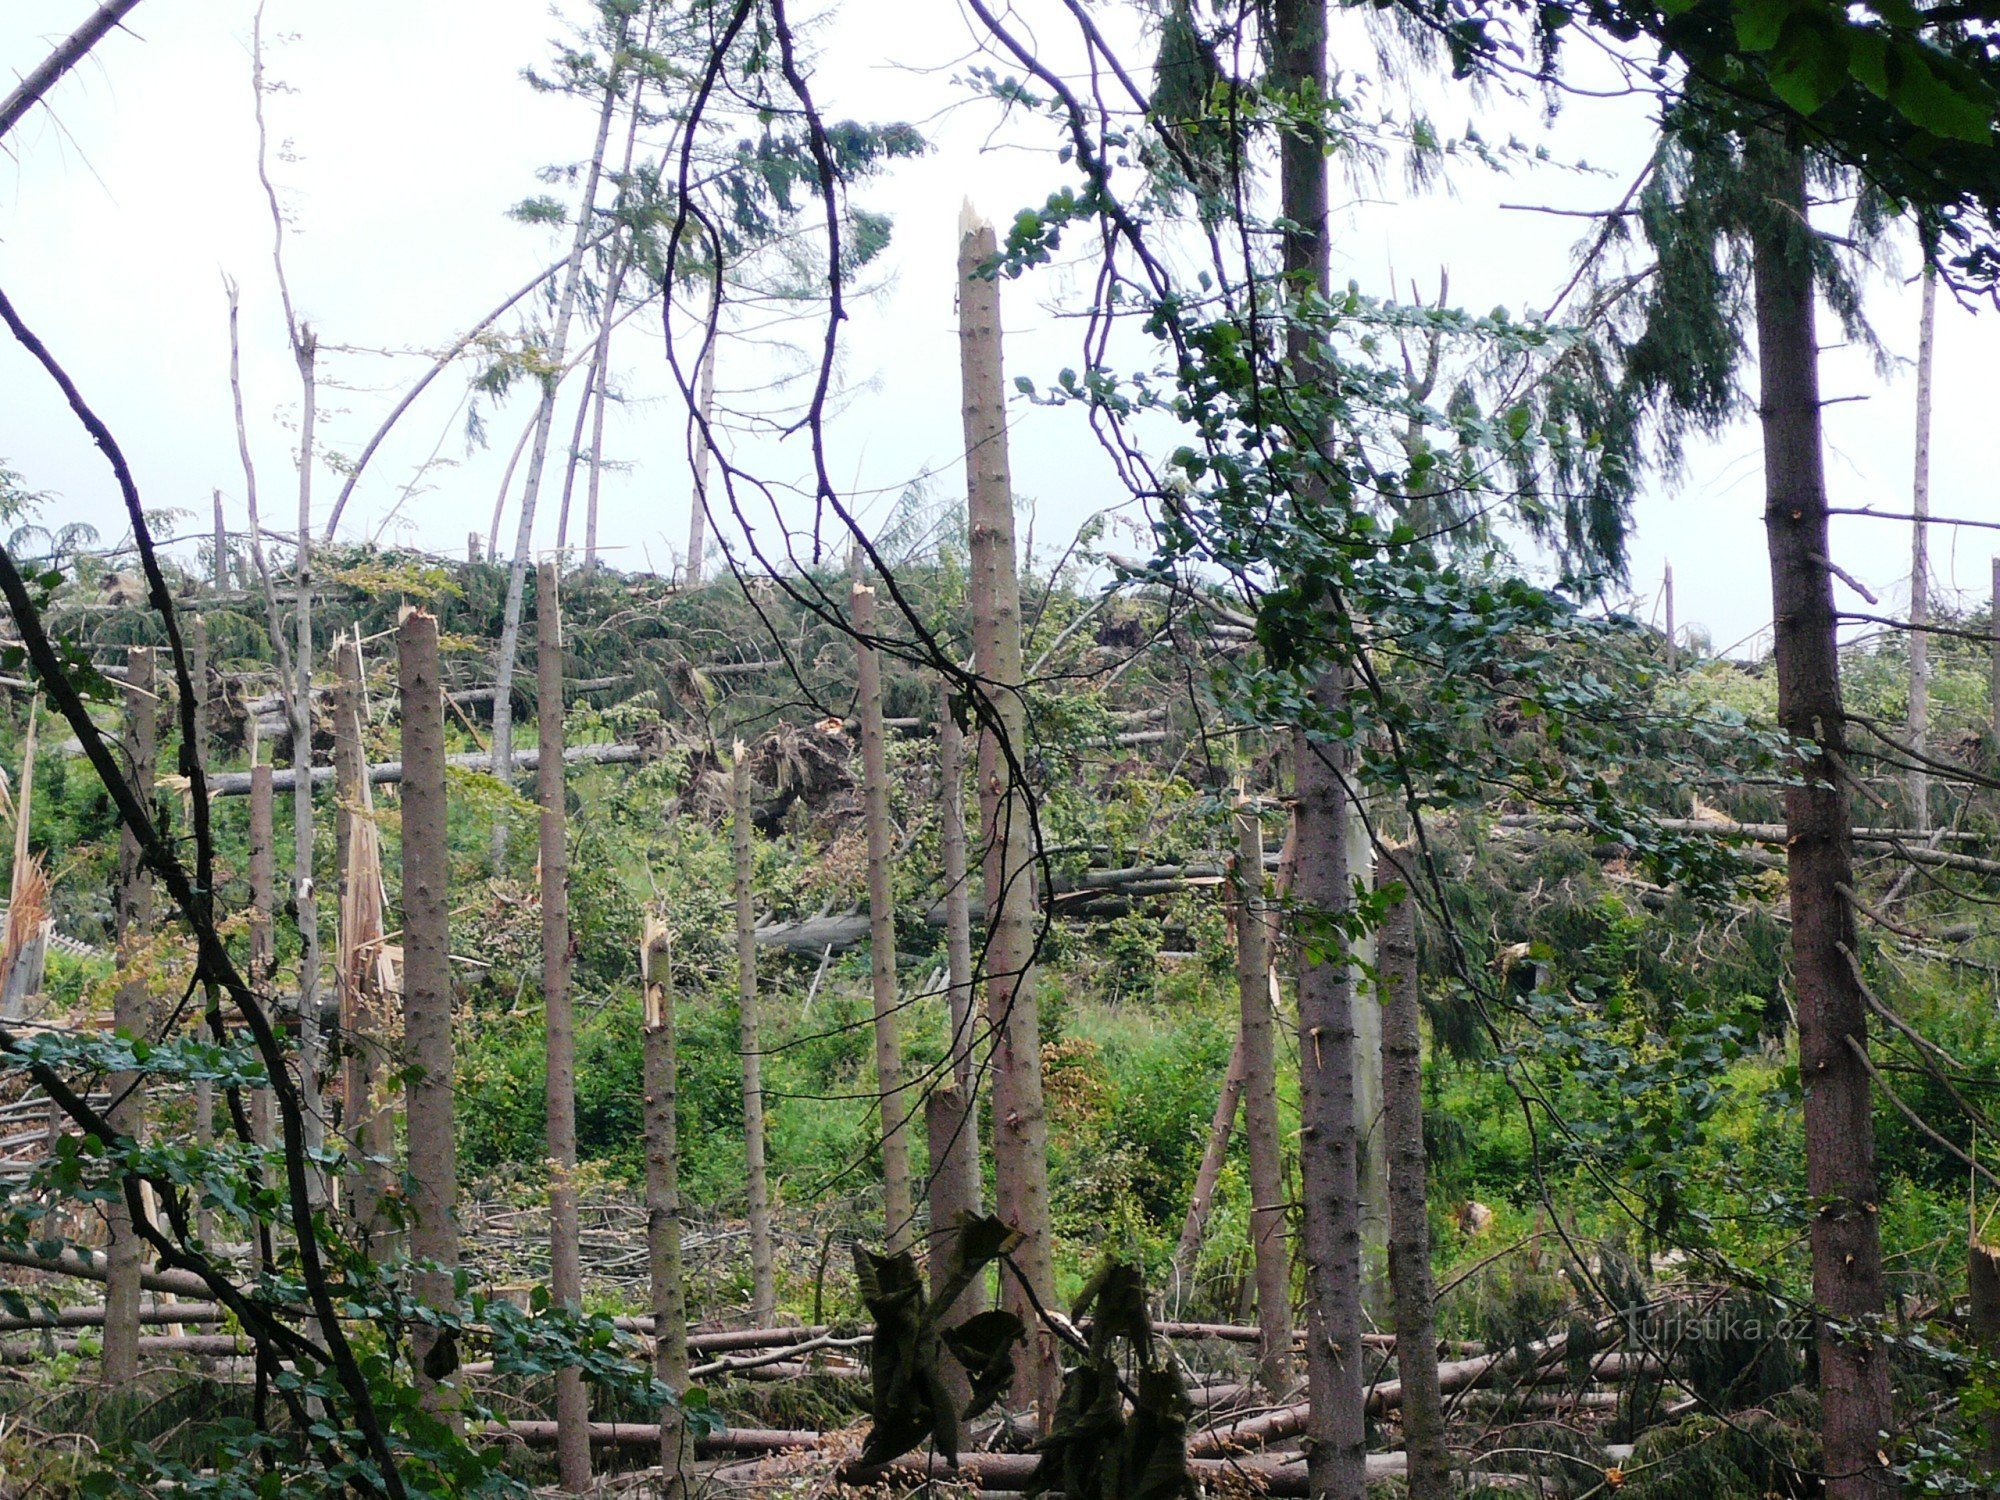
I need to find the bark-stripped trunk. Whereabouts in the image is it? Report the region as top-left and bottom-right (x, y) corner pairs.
(1377, 850), (1447, 1500)
(489, 26), (628, 857)
(642, 919), (690, 1500)
(1234, 799), (1292, 1397)
(936, 677), (982, 1200)
(332, 637), (379, 1240)
(190, 618), (216, 1245)
(1172, 1035), (1245, 1288)
(1276, 0), (1367, 1486)
(960, 208), (1061, 1424)
(852, 580), (914, 1252)
(103, 645), (155, 1386)
(1907, 264), (1935, 836)
(248, 760), (277, 1165)
(399, 608), (460, 1422)
(537, 563), (590, 1490)
(1750, 135), (1893, 1500)
(733, 745), (776, 1322)
(684, 315), (717, 586)
(554, 347), (603, 558)
(293, 330), (325, 1199)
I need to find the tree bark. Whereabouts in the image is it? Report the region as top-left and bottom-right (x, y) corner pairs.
(489, 23), (628, 859)
(1171, 1035), (1244, 1289)
(926, 1083), (981, 1416)
(1907, 264), (1935, 836)
(1275, 0), (1367, 1488)
(853, 580), (915, 1252)
(642, 919), (691, 1500)
(211, 490), (229, 594)
(1377, 849), (1448, 1500)
(1234, 799), (1292, 1398)
(536, 564), (591, 1489)
(936, 676), (982, 1203)
(399, 608), (461, 1423)
(103, 644), (155, 1387)
(733, 745), (777, 1323)
(1750, 134), (1893, 1500)
(960, 207), (1061, 1425)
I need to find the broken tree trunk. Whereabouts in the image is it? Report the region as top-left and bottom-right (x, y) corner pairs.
(852, 579), (914, 1252)
(1378, 850), (1447, 1500)
(926, 1083), (980, 1416)
(104, 645), (156, 1386)
(1750, 134), (1892, 1500)
(400, 608), (461, 1423)
(642, 919), (691, 1500)
(733, 745), (776, 1323)
(961, 205), (1061, 1425)
(1234, 799), (1291, 1399)
(332, 636), (391, 1249)
(936, 673), (983, 1216)
(1171, 1035), (1245, 1290)
(539, 564), (590, 1491)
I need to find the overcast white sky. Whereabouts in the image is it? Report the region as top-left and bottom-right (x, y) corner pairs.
(1, 1), (1993, 656)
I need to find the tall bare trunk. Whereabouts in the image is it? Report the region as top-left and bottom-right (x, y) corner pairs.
(1172, 1035), (1244, 1290)
(1234, 799), (1292, 1397)
(1750, 134), (1893, 1500)
(103, 645), (155, 1387)
(293, 331), (325, 1199)
(536, 564), (590, 1489)
(926, 1081), (982, 1415)
(852, 580), (915, 1251)
(248, 760), (277, 1163)
(936, 677), (982, 1191)
(554, 349), (602, 558)
(733, 746), (776, 1322)
(399, 608), (461, 1422)
(960, 206), (1061, 1424)
(1377, 850), (1447, 1500)
(642, 919), (690, 1500)
(490, 27), (628, 858)
(1908, 264), (1935, 836)
(684, 315), (717, 586)
(1277, 0), (1365, 1484)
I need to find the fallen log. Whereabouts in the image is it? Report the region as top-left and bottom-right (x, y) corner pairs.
(203, 740), (647, 796)
(490, 1422), (819, 1456)
(0, 1245), (210, 1299)
(0, 1302), (225, 1331)
(0, 1332), (252, 1363)
(1188, 1331), (1636, 1456)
